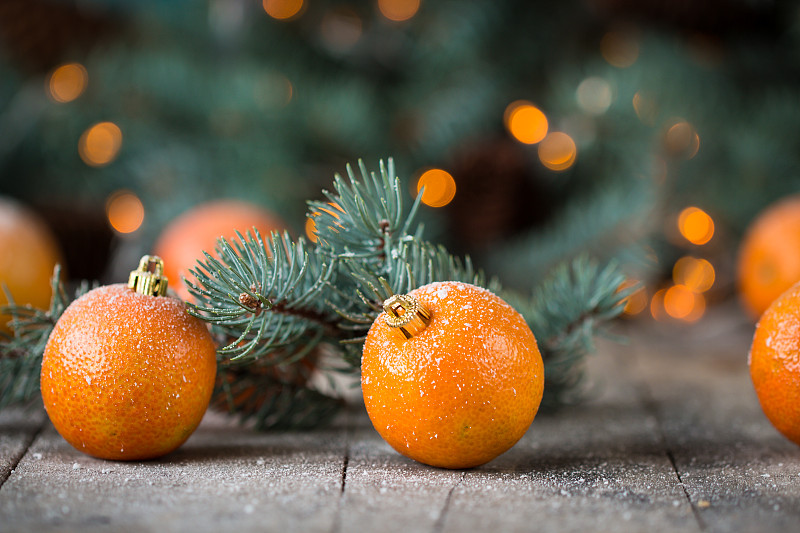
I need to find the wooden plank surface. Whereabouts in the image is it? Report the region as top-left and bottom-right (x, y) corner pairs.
(1, 305), (799, 532)
(0, 409), (44, 489)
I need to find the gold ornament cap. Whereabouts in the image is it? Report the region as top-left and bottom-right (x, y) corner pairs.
(128, 255), (169, 296)
(383, 293), (431, 340)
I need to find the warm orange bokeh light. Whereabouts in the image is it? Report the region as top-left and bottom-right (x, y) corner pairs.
(78, 122), (123, 167)
(619, 280), (647, 316)
(49, 63), (88, 103)
(678, 207), (715, 245)
(538, 132), (577, 171)
(305, 217), (318, 243)
(665, 121), (700, 159)
(664, 284), (706, 322)
(417, 169), (456, 208)
(505, 101), (548, 145)
(106, 191), (144, 234)
(664, 284), (696, 319)
(650, 288), (668, 321)
(673, 256), (715, 293)
(263, 0), (304, 20)
(378, 0), (421, 22)
(601, 31), (639, 68)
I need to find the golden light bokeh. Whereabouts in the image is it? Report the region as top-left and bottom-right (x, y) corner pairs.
(538, 132), (577, 171)
(48, 63), (88, 103)
(678, 206), (714, 245)
(78, 122), (123, 167)
(417, 168), (456, 208)
(601, 31), (639, 68)
(576, 77), (613, 115)
(672, 256), (715, 293)
(619, 280), (647, 316)
(632, 91), (658, 125)
(378, 0), (421, 22)
(650, 288), (667, 321)
(664, 284), (694, 319)
(319, 202), (344, 220)
(106, 191), (144, 234)
(505, 101), (548, 145)
(664, 121), (700, 159)
(663, 284), (706, 322)
(305, 217), (318, 243)
(263, 0), (304, 20)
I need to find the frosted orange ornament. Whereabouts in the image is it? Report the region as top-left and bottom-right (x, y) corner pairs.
(154, 200), (286, 300)
(0, 197), (62, 332)
(361, 281), (544, 469)
(41, 256), (217, 460)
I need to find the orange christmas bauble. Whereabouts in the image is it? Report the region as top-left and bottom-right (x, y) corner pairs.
(361, 281), (544, 469)
(153, 200), (286, 299)
(737, 195), (800, 319)
(41, 257), (217, 460)
(749, 281), (800, 447)
(0, 197), (62, 332)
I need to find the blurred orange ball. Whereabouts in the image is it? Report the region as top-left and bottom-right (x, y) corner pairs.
(153, 200), (286, 300)
(737, 196), (800, 319)
(0, 197), (62, 332)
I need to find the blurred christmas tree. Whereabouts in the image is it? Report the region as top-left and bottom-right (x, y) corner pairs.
(2, 0), (800, 325)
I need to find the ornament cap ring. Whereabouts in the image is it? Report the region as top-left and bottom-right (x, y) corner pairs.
(129, 255), (169, 297)
(383, 293), (431, 339)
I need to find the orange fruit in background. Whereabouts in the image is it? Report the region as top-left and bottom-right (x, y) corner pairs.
(153, 200), (286, 300)
(41, 283), (217, 460)
(737, 195), (800, 319)
(361, 281), (544, 469)
(749, 281), (800, 447)
(0, 197), (62, 332)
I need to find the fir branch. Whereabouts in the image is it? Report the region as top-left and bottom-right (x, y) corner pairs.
(186, 230), (338, 363)
(512, 255), (636, 409)
(308, 158), (422, 267)
(0, 267), (91, 409)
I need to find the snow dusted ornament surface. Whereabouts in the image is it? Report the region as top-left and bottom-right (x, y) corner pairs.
(361, 281), (544, 469)
(40, 256), (217, 460)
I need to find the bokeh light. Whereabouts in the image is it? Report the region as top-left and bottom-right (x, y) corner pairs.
(632, 91), (658, 125)
(664, 284), (706, 322)
(538, 132), (577, 171)
(664, 120), (700, 159)
(378, 0), (421, 22)
(305, 217), (317, 243)
(650, 288), (667, 321)
(505, 101), (548, 145)
(417, 169), (456, 208)
(619, 279), (647, 316)
(601, 30), (639, 68)
(78, 122), (123, 167)
(254, 71), (293, 110)
(106, 191), (144, 234)
(48, 63), (88, 103)
(263, 0), (304, 20)
(672, 256), (715, 293)
(678, 206), (714, 245)
(576, 77), (613, 115)
(320, 7), (363, 53)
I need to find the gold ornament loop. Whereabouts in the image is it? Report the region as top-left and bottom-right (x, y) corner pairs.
(128, 255), (169, 297)
(383, 293), (431, 340)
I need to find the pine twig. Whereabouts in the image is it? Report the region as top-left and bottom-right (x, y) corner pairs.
(0, 266), (93, 409)
(512, 255), (636, 409)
